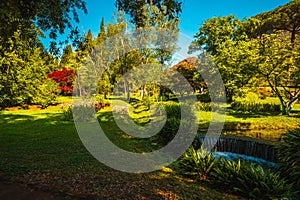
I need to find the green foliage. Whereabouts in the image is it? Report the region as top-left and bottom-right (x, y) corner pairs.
(197, 102), (212, 111)
(61, 105), (74, 121)
(233, 164), (293, 199)
(231, 102), (281, 113)
(197, 92), (211, 103)
(190, 1), (300, 108)
(211, 159), (241, 186)
(178, 147), (217, 181)
(142, 95), (152, 110)
(150, 101), (196, 146)
(231, 92), (281, 113)
(153, 102), (181, 145)
(211, 159), (293, 199)
(275, 128), (300, 192)
(115, 0), (182, 28)
(31, 79), (58, 109)
(0, 0), (87, 54)
(62, 103), (96, 122)
(0, 33), (58, 108)
(177, 145), (294, 199)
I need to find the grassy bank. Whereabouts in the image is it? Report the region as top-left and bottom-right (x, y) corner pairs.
(0, 96), (299, 199)
(0, 105), (241, 199)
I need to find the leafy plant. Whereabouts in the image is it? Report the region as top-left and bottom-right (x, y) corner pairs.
(211, 159), (294, 199)
(62, 102), (96, 122)
(179, 147), (218, 181)
(275, 128), (300, 192)
(48, 68), (75, 96)
(234, 164), (293, 199)
(211, 158), (241, 187)
(197, 102), (212, 111)
(231, 101), (280, 113)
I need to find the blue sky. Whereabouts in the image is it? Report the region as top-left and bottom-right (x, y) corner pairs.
(43, 0), (291, 50)
(76, 0), (290, 38)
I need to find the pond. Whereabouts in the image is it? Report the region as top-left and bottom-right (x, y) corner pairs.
(198, 136), (276, 163)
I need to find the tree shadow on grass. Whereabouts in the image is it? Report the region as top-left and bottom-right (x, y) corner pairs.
(227, 109), (282, 120)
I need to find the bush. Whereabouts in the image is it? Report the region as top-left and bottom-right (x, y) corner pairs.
(211, 158), (242, 187)
(62, 102), (96, 122)
(197, 102), (212, 111)
(211, 159), (293, 199)
(152, 102), (181, 146)
(94, 94), (111, 111)
(231, 101), (281, 113)
(48, 68), (75, 96)
(197, 91), (211, 103)
(176, 146), (294, 199)
(178, 146), (217, 181)
(234, 163), (293, 199)
(151, 102), (196, 146)
(275, 128), (300, 192)
(232, 92), (281, 113)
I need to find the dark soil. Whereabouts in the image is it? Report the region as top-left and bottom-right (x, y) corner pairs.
(0, 181), (67, 200)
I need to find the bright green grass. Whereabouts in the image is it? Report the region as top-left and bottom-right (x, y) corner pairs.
(0, 96), (298, 199)
(0, 105), (241, 199)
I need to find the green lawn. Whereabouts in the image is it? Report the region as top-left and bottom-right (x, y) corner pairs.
(0, 96), (299, 199)
(0, 104), (242, 200)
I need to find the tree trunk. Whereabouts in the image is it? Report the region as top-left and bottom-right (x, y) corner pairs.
(123, 78), (130, 101)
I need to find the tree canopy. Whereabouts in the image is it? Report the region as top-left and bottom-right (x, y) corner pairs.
(115, 0), (182, 27)
(0, 0), (87, 53)
(189, 1), (300, 114)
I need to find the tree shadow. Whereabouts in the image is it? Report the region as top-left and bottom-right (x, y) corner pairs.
(227, 109), (281, 120)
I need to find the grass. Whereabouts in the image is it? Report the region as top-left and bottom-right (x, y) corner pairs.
(198, 98), (300, 143)
(1, 96), (299, 199)
(0, 101), (242, 199)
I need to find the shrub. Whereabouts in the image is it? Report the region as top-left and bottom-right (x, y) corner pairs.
(231, 101), (281, 112)
(211, 158), (242, 187)
(197, 102), (212, 111)
(142, 95), (152, 110)
(151, 102), (196, 146)
(31, 79), (58, 108)
(211, 159), (293, 199)
(48, 68), (75, 96)
(94, 94), (111, 111)
(275, 128), (300, 192)
(176, 146), (294, 199)
(234, 163), (293, 199)
(197, 91), (211, 103)
(178, 147), (218, 181)
(62, 102), (96, 122)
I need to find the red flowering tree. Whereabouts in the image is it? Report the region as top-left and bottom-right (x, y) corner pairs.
(48, 68), (75, 96)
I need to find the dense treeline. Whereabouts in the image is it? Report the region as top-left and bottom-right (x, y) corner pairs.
(190, 0), (300, 114)
(0, 0), (299, 115)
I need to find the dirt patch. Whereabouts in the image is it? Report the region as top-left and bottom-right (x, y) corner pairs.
(0, 181), (67, 200)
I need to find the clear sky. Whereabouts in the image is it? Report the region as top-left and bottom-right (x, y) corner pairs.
(76, 0), (290, 38)
(43, 0), (291, 50)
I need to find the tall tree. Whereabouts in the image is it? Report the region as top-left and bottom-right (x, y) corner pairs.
(97, 17), (107, 45)
(255, 33), (300, 115)
(115, 0), (182, 27)
(0, 31), (58, 108)
(0, 0), (87, 53)
(189, 15), (250, 102)
(253, 0), (300, 47)
(190, 2), (300, 114)
(60, 45), (74, 68)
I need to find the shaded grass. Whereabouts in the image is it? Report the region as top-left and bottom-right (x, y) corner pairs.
(1, 96), (299, 199)
(0, 107), (242, 199)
